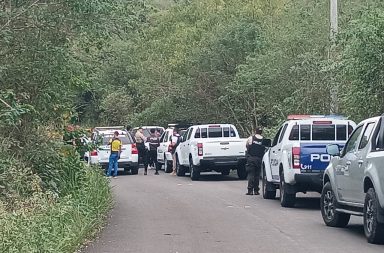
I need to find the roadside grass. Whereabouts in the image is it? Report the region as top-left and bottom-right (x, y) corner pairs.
(0, 166), (112, 253)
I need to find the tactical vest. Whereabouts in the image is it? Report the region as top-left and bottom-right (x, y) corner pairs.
(148, 136), (160, 151)
(248, 135), (266, 157)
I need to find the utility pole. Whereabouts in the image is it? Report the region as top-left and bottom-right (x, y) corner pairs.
(330, 0), (338, 114)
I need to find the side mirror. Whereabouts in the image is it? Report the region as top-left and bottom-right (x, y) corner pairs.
(327, 144), (340, 156)
(263, 138), (272, 147)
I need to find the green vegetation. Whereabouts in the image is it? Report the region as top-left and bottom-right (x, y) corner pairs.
(1, 0), (384, 252)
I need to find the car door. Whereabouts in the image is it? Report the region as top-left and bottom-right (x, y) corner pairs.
(345, 121), (377, 203)
(179, 127), (193, 165)
(335, 124), (364, 202)
(157, 131), (169, 163)
(270, 124), (288, 177)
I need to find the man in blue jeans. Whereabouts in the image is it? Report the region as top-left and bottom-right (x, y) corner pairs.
(107, 131), (122, 178)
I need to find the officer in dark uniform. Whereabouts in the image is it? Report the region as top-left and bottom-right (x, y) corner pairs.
(246, 127), (267, 195)
(148, 129), (160, 175)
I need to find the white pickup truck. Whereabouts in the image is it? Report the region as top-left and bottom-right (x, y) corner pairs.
(174, 124), (247, 180)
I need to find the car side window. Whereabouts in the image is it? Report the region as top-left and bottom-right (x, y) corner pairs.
(342, 125), (364, 156)
(161, 132), (168, 143)
(187, 128), (193, 140)
(194, 128), (201, 138)
(278, 124), (288, 143)
(272, 125), (284, 147)
(359, 123), (375, 150)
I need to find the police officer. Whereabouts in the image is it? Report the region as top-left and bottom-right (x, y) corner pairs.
(135, 127), (149, 175)
(148, 129), (160, 175)
(246, 127), (267, 195)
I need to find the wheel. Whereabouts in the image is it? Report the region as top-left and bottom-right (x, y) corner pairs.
(176, 156), (186, 177)
(189, 158), (200, 181)
(131, 167), (139, 175)
(262, 166), (276, 199)
(279, 171), (296, 207)
(164, 155), (173, 173)
(124, 167), (130, 175)
(221, 169), (230, 176)
(237, 164), (247, 180)
(320, 182), (350, 227)
(364, 188), (384, 244)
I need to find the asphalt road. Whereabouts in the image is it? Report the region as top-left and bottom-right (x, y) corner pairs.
(84, 169), (384, 253)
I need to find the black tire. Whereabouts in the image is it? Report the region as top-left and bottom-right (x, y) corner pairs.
(189, 158), (200, 181)
(164, 156), (173, 173)
(131, 167), (139, 175)
(262, 166), (276, 199)
(176, 156), (186, 177)
(237, 165), (247, 180)
(364, 188), (384, 244)
(221, 169), (230, 176)
(279, 171), (296, 208)
(123, 167), (130, 175)
(320, 182), (350, 227)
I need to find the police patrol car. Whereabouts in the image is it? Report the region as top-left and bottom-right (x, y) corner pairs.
(262, 115), (356, 207)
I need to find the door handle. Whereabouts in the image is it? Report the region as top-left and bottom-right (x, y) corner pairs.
(346, 161), (351, 166)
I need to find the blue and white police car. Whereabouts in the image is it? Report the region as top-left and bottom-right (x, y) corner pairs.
(262, 115), (356, 207)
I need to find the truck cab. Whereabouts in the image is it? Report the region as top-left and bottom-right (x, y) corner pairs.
(321, 115), (384, 244)
(262, 115), (356, 207)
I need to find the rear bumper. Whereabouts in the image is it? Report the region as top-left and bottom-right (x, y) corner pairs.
(199, 156), (246, 170)
(294, 173), (324, 192)
(98, 160), (138, 168)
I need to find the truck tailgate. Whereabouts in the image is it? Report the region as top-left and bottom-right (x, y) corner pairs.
(300, 143), (344, 173)
(203, 139), (246, 157)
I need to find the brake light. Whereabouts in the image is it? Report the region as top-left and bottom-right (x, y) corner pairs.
(90, 150), (98, 156)
(197, 143), (203, 156)
(131, 143), (138, 154)
(292, 147), (300, 169)
(313, 121), (332, 125)
(168, 145), (173, 152)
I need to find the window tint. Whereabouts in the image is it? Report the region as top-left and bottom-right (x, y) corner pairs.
(208, 127), (223, 138)
(300, 125), (311, 140)
(343, 125), (363, 155)
(230, 127), (236, 137)
(336, 125), (347, 141)
(159, 132), (166, 142)
(223, 127), (230, 137)
(272, 126), (283, 146)
(187, 128), (193, 140)
(279, 124), (288, 143)
(103, 136), (132, 145)
(289, 125), (299, 140)
(194, 128), (201, 138)
(359, 123), (375, 149)
(201, 128), (207, 138)
(312, 125), (335, 141)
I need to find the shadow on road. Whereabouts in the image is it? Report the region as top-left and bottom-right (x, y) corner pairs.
(195, 173), (242, 182)
(293, 197), (321, 210)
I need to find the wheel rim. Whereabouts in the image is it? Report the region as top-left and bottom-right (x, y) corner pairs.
(366, 199), (374, 234)
(323, 190), (335, 221)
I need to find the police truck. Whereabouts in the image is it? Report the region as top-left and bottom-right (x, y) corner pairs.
(262, 115), (356, 207)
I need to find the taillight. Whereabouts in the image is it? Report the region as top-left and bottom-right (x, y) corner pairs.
(292, 147), (300, 169)
(131, 143), (138, 154)
(168, 145), (173, 152)
(90, 150), (98, 156)
(197, 143), (203, 156)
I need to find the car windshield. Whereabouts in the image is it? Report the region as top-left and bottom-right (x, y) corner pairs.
(142, 128), (164, 138)
(102, 136), (132, 145)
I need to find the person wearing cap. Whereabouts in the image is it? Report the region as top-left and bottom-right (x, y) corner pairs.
(245, 127), (267, 195)
(135, 127), (149, 175)
(107, 131), (122, 178)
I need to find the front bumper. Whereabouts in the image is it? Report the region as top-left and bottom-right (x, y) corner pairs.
(294, 173), (324, 192)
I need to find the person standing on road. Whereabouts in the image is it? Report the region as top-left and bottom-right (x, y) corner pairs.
(170, 128), (181, 176)
(148, 129), (160, 175)
(107, 131), (122, 178)
(135, 127), (149, 175)
(245, 127), (267, 195)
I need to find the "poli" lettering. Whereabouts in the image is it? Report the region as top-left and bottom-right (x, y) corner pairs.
(310, 154), (331, 162)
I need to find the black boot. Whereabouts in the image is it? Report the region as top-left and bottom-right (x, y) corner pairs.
(246, 189), (254, 195)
